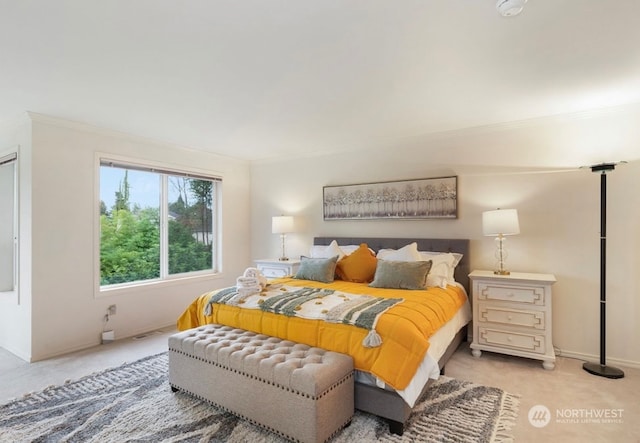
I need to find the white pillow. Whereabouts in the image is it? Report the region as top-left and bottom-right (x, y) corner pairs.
(309, 240), (345, 260)
(422, 253), (457, 288)
(375, 244), (460, 289)
(419, 251), (463, 268)
(376, 242), (421, 261)
(419, 251), (462, 283)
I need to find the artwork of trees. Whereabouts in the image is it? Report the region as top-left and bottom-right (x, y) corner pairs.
(323, 176), (457, 220)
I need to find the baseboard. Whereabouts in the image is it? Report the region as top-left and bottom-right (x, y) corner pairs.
(107, 322), (177, 343)
(557, 349), (640, 370)
(0, 344), (31, 362)
(30, 322), (176, 362)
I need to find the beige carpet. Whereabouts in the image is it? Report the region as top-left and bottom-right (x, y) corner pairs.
(445, 344), (640, 442)
(0, 352), (519, 442)
(1, 330), (638, 442)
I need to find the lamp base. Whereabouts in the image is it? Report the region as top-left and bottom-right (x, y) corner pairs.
(493, 235), (512, 276)
(582, 362), (624, 379)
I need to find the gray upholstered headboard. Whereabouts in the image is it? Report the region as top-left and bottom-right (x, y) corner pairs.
(314, 237), (471, 293)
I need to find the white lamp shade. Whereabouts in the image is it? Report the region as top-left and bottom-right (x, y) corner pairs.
(272, 216), (294, 234)
(483, 209), (520, 236)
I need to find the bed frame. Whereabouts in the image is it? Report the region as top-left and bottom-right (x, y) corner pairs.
(314, 237), (470, 435)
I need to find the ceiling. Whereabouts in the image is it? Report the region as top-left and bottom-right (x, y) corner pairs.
(2, 0), (640, 162)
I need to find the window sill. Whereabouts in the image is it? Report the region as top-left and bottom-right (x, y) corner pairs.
(96, 272), (224, 298)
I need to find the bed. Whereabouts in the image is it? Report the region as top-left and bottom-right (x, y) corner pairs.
(176, 236), (471, 435)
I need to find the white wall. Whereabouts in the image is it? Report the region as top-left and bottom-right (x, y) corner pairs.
(251, 108), (640, 369)
(24, 114), (251, 361)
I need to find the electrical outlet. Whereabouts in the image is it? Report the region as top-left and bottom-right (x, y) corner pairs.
(108, 305), (117, 315)
(102, 330), (115, 344)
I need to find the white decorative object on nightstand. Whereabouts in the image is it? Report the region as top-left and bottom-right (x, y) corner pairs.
(254, 259), (301, 279)
(469, 270), (557, 370)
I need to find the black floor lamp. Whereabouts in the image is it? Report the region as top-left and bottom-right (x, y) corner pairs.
(582, 163), (624, 379)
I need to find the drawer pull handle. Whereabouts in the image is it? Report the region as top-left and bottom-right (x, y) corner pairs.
(507, 293), (514, 297)
(507, 336), (512, 342)
(507, 315), (513, 321)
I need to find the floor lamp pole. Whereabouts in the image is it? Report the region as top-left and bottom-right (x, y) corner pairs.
(582, 163), (624, 379)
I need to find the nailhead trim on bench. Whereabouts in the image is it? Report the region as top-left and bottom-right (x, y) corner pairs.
(169, 348), (354, 400)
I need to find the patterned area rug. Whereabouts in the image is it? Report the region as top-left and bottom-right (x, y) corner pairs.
(0, 353), (519, 443)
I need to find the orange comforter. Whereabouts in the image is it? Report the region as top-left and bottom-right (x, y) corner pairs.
(176, 277), (467, 390)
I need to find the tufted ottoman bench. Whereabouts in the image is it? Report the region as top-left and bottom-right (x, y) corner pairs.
(168, 324), (354, 443)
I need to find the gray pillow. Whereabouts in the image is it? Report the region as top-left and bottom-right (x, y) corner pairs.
(369, 260), (433, 290)
(294, 256), (339, 283)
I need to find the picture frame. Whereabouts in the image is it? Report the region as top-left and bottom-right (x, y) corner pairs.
(323, 176), (457, 220)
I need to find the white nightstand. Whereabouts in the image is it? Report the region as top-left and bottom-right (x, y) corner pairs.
(254, 259), (301, 279)
(469, 270), (557, 370)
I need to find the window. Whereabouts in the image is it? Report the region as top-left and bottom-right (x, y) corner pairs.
(99, 159), (220, 288)
(0, 152), (17, 294)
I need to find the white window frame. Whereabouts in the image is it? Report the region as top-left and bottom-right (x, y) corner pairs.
(95, 154), (223, 296)
(0, 150), (18, 302)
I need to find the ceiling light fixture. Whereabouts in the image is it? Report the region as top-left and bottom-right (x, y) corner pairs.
(496, 0), (528, 17)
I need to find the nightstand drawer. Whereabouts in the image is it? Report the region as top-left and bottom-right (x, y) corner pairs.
(257, 265), (291, 278)
(478, 283), (545, 306)
(254, 259), (301, 279)
(478, 327), (546, 354)
(478, 304), (545, 329)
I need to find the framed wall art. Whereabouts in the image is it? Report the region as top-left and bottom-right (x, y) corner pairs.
(323, 176), (457, 220)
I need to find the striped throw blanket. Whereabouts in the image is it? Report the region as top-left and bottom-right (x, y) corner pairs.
(204, 286), (403, 347)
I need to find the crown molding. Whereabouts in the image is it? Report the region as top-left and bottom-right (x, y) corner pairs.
(25, 112), (249, 165)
